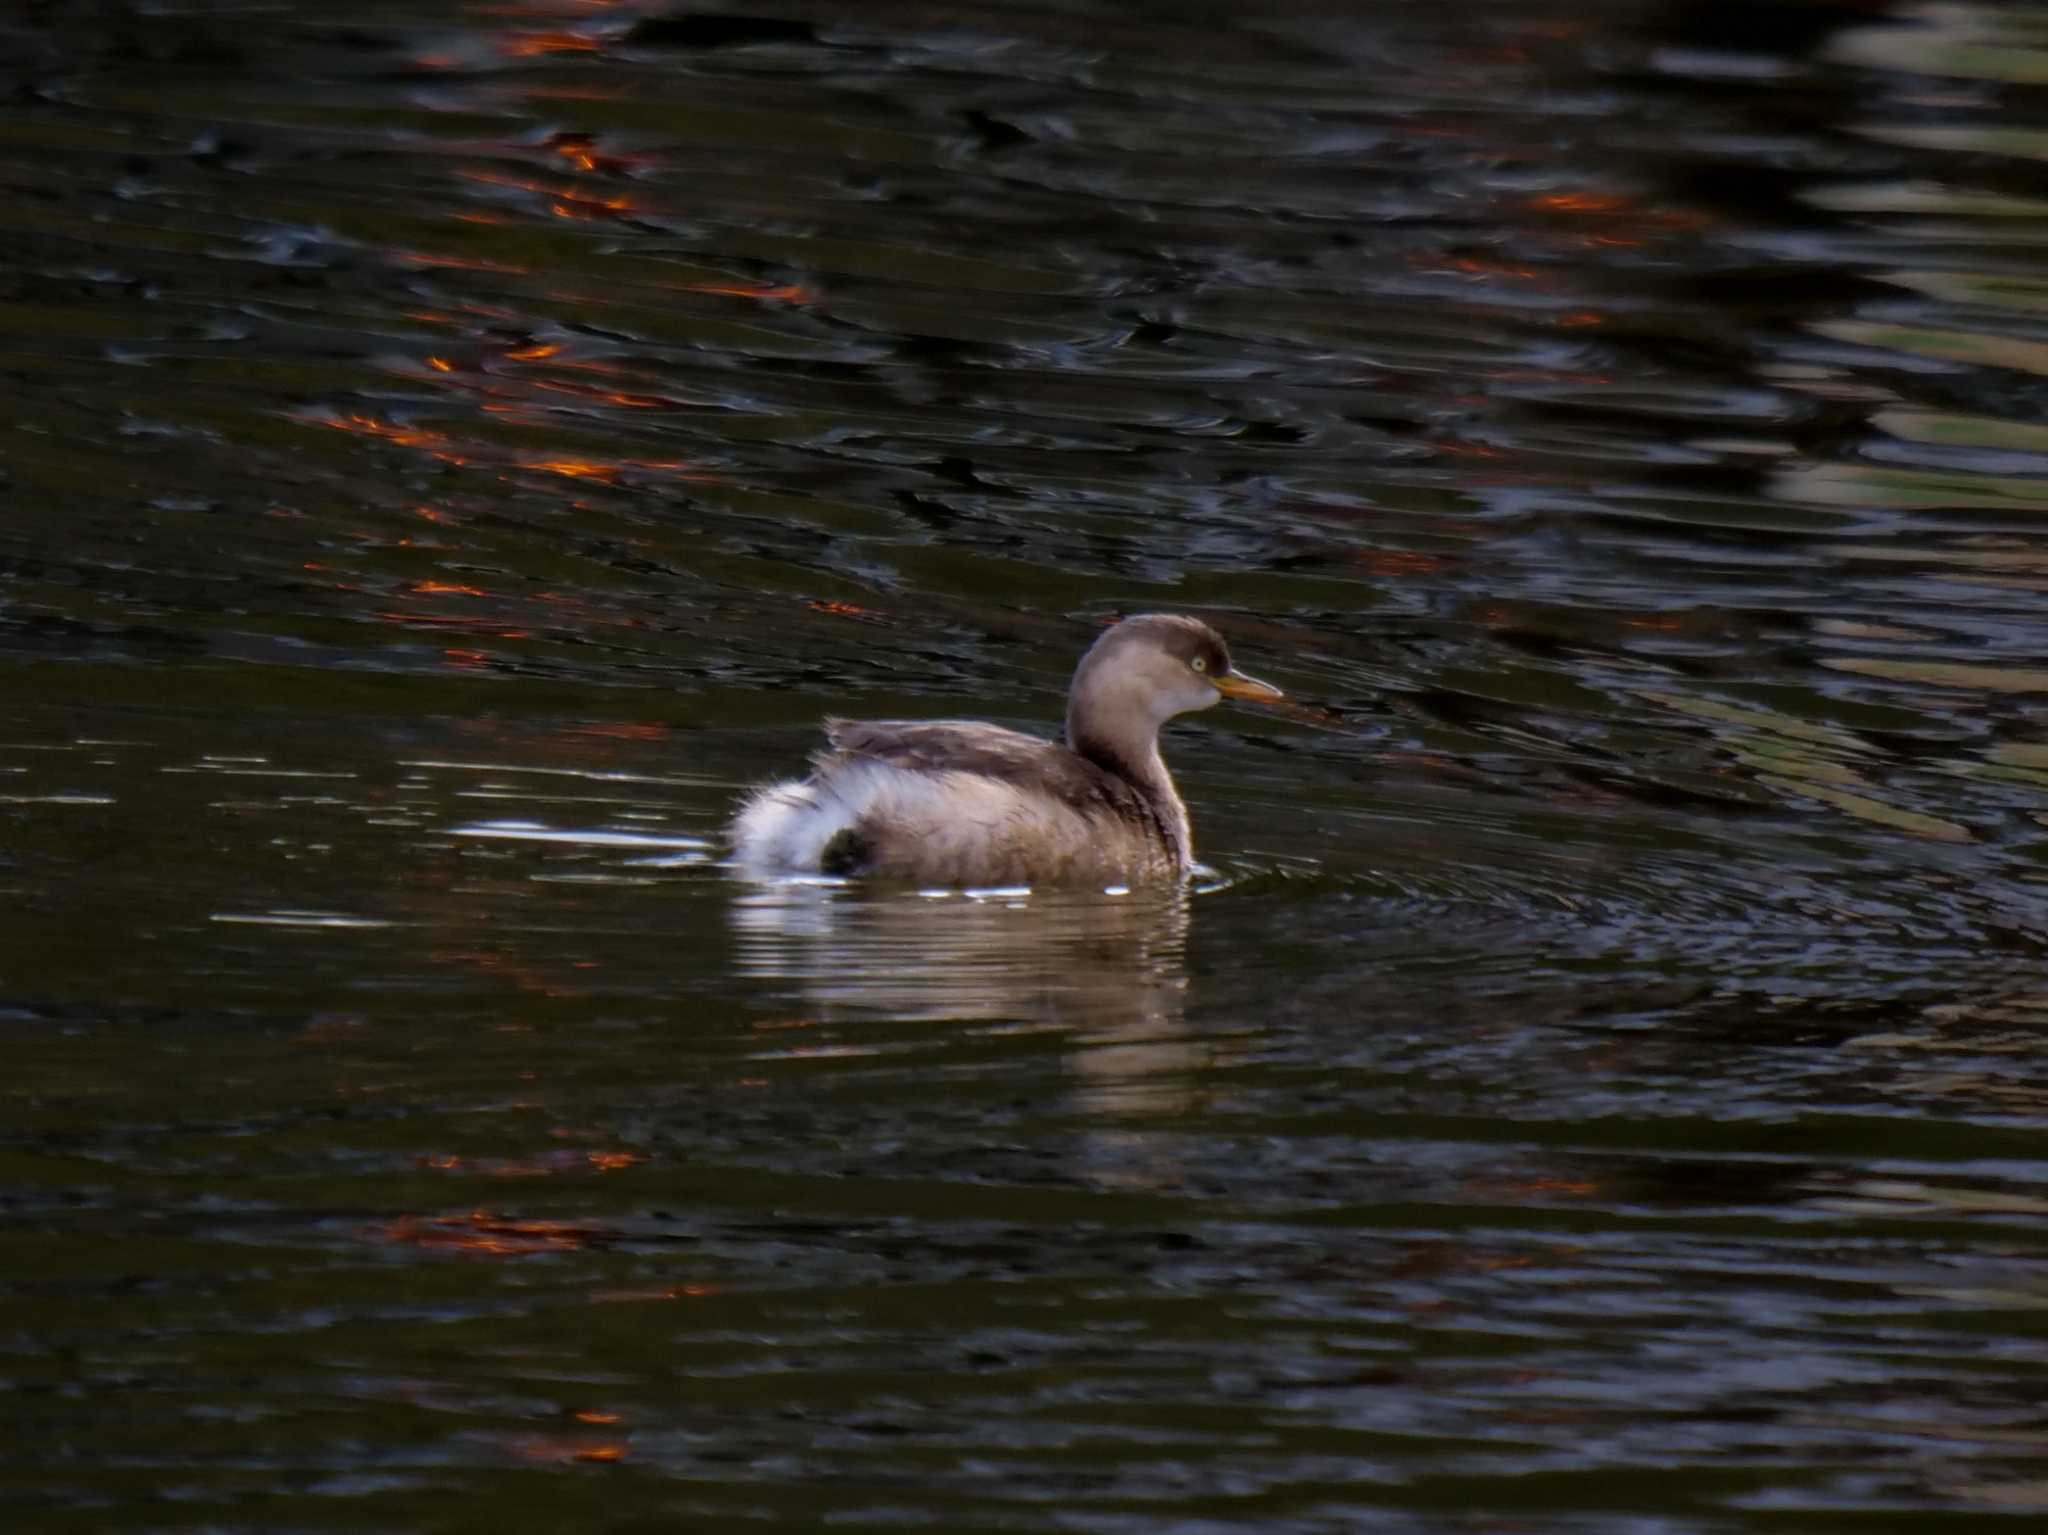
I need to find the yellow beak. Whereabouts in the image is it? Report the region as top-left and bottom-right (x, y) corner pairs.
(1213, 668), (1283, 703)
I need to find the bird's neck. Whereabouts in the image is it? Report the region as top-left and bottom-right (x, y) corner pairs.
(1067, 713), (1192, 870)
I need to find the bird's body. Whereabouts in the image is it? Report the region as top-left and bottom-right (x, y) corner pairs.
(729, 614), (1279, 887)
(734, 716), (1187, 886)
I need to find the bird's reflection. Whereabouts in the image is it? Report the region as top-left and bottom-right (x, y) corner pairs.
(730, 882), (1200, 1184)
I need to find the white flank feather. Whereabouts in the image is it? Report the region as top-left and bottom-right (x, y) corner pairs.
(730, 759), (1171, 885)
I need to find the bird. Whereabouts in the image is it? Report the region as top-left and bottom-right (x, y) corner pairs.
(729, 613), (1282, 887)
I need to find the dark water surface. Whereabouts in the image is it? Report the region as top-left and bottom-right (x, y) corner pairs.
(6, 1), (2048, 1528)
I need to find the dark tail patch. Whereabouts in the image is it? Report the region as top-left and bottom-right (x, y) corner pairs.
(818, 826), (873, 876)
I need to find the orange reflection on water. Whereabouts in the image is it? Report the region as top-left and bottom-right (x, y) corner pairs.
(543, 131), (659, 172)
(1480, 1176), (1602, 1200)
(505, 343), (563, 362)
(319, 412), (450, 452)
(510, 1435), (628, 1464)
(501, 31), (602, 58)
(526, 457), (621, 482)
(1516, 190), (1716, 253)
(1533, 1178), (1600, 1197)
(411, 581), (490, 597)
(1355, 550), (1450, 578)
(1527, 192), (1631, 216)
(518, 456), (710, 484)
(680, 280), (817, 304)
(381, 1208), (600, 1256)
(394, 250), (530, 275)
(525, 377), (673, 409)
(1434, 253), (1544, 283)
(525, 85), (626, 104)
(429, 945), (590, 1001)
(591, 1283), (719, 1303)
(310, 413), (470, 468)
(550, 196), (628, 220)
(371, 611), (506, 631)
(415, 1148), (644, 1176)
(540, 355), (625, 377)
(461, 169), (632, 219)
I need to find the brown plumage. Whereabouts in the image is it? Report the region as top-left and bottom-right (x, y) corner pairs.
(730, 614), (1281, 887)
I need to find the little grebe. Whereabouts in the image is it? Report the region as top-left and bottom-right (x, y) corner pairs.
(730, 613), (1281, 885)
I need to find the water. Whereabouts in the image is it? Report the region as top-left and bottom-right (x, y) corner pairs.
(4, 0), (2048, 1527)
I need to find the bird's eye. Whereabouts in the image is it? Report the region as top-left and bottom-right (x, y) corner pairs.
(1191, 656), (1208, 673)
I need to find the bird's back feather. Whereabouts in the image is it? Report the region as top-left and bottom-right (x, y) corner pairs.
(731, 719), (1177, 885)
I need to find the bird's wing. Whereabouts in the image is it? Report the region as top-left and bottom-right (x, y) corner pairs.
(821, 719), (1137, 818)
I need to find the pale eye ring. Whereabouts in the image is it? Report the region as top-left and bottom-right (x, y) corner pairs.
(1191, 656), (1208, 673)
